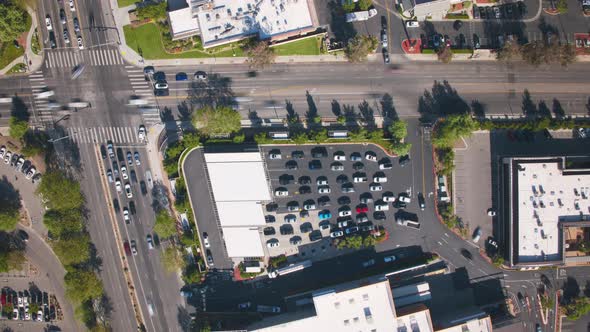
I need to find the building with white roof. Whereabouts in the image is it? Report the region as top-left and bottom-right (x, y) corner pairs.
(167, 0), (318, 47)
(503, 156), (590, 268)
(247, 276), (492, 332)
(204, 151), (271, 258)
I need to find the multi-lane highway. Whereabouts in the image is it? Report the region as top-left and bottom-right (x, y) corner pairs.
(146, 61), (590, 122)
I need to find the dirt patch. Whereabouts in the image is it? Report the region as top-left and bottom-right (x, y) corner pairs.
(0, 135), (47, 173)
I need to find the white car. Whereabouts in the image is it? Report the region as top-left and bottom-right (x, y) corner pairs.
(333, 153), (346, 161)
(107, 169), (113, 183)
(0, 146), (6, 159)
(316, 178), (328, 185)
(338, 209), (352, 217)
(77, 36), (83, 49)
(63, 29), (70, 44)
(370, 184), (383, 192)
(379, 163), (393, 170)
(4, 151), (12, 164)
(337, 220), (349, 228)
(274, 189), (288, 196)
(37, 310), (43, 321)
(353, 176), (367, 183)
(18, 295), (23, 307)
(134, 152), (141, 165)
(267, 240), (280, 248)
(398, 195), (411, 203)
(154, 82), (168, 89)
(375, 203), (389, 211)
(138, 125), (146, 141)
(125, 183), (133, 198)
(26, 167), (36, 180)
(406, 20), (419, 28)
(269, 152), (282, 160)
(121, 166), (128, 180)
(69, 0), (76, 11)
(373, 176), (387, 183)
(123, 208), (130, 223)
(12, 308), (19, 320)
(384, 255), (397, 263)
(330, 230), (344, 238)
(318, 186), (331, 194)
(115, 179), (122, 192)
(45, 15), (53, 31)
(365, 152), (377, 162)
(383, 193), (396, 202)
(203, 232), (210, 248)
(25, 306), (30, 320)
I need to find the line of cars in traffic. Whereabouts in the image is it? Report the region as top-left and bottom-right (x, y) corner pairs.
(0, 288), (56, 322)
(0, 146), (41, 182)
(44, 0), (83, 49)
(143, 66), (208, 97)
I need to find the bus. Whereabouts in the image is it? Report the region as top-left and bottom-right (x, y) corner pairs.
(268, 260), (312, 278)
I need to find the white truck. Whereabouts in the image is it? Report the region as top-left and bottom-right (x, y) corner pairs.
(345, 8), (377, 22)
(268, 260), (312, 278)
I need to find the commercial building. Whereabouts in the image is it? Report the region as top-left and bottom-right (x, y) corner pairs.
(204, 151), (271, 259)
(397, 0), (458, 20)
(247, 275), (492, 331)
(502, 156), (590, 268)
(167, 0), (318, 47)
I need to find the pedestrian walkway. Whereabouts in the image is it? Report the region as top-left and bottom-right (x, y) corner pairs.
(28, 71), (52, 125)
(124, 65), (161, 126)
(45, 48), (124, 69)
(0, 6), (43, 75)
(66, 126), (144, 145)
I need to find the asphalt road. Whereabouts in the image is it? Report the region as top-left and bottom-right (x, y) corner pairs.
(148, 61), (590, 123)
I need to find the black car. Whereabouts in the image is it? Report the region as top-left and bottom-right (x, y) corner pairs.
(300, 210), (309, 218)
(265, 215), (276, 223)
(279, 174), (295, 185)
(473, 34), (481, 49)
(318, 196), (331, 207)
(130, 169), (137, 183)
(393, 200), (407, 209)
(352, 162), (364, 170)
(308, 160), (322, 170)
(299, 176), (311, 185)
(100, 145), (107, 159)
(311, 147), (327, 158)
(129, 201), (136, 215)
(140, 181), (148, 195)
(309, 230), (322, 242)
(263, 227), (276, 236)
(374, 211), (386, 220)
(299, 186), (312, 194)
(453, 19), (463, 30)
(280, 224), (294, 235)
(399, 155), (411, 167)
(292, 150), (304, 159)
(113, 199), (120, 212)
(16, 229), (29, 242)
(153, 71), (166, 81)
(286, 160), (298, 170)
(116, 147), (124, 162)
(266, 203), (278, 212)
(418, 193), (425, 210)
(337, 196), (351, 205)
(336, 175), (349, 185)
(143, 66), (155, 75)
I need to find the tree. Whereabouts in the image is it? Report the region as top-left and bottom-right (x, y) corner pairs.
(564, 297), (590, 320)
(496, 40), (521, 62)
(556, 0), (567, 13)
(309, 129), (328, 144)
(437, 46), (453, 64)
(388, 120), (408, 141)
(337, 235), (363, 249)
(192, 106), (241, 137)
(392, 141), (412, 156)
(22, 131), (49, 157)
(362, 235), (376, 248)
(358, 0), (373, 10)
(160, 246), (185, 273)
(342, 0), (356, 12)
(0, 203), (19, 232)
(345, 35), (378, 63)
(43, 209), (83, 238)
(64, 269), (103, 303)
(245, 41), (276, 70)
(0, 249), (24, 272)
(0, 2), (27, 43)
(153, 210), (177, 239)
(52, 233), (91, 266)
(432, 113), (478, 148)
(292, 132), (308, 145)
(521, 41), (547, 67)
(9, 117), (28, 140)
(37, 171), (84, 211)
(136, 1), (167, 21)
(559, 44), (576, 67)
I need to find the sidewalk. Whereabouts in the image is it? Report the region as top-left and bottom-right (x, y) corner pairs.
(0, 6), (44, 76)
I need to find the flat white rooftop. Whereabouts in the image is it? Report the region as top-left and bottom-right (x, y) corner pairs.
(217, 201), (266, 227)
(516, 159), (590, 262)
(169, 6), (200, 36)
(222, 227), (265, 257)
(196, 0), (314, 47)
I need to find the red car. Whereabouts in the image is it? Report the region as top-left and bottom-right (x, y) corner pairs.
(356, 205), (369, 214)
(123, 241), (131, 256)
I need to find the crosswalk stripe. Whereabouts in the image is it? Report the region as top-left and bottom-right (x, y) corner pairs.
(108, 127), (114, 141)
(90, 50), (96, 65)
(47, 54), (53, 68)
(30, 73), (43, 78)
(100, 50), (107, 65)
(108, 50), (115, 65)
(63, 126), (144, 144)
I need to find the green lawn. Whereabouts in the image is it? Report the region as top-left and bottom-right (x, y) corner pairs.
(117, 0), (137, 7)
(123, 24), (244, 59)
(0, 43), (25, 70)
(272, 36), (322, 56)
(7, 63), (26, 74)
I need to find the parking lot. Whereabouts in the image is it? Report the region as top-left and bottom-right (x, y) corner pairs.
(261, 144), (419, 260)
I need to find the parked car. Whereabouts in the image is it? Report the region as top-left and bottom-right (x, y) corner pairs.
(330, 230), (344, 238)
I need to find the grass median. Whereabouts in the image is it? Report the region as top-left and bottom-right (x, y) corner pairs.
(271, 36), (322, 56)
(0, 43), (24, 70)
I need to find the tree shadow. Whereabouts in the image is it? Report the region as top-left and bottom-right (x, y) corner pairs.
(177, 306), (194, 332)
(305, 91), (318, 123)
(521, 89), (537, 117)
(562, 277), (580, 303)
(331, 99), (342, 118)
(285, 100), (300, 125)
(327, 1), (357, 42)
(343, 104), (356, 123)
(248, 110), (262, 125)
(552, 98), (565, 118)
(187, 73), (234, 109)
(538, 100), (551, 118)
(585, 97), (590, 116)
(537, 17), (559, 40)
(151, 181), (170, 214)
(161, 106), (175, 122)
(177, 101), (192, 121)
(471, 100), (486, 118)
(422, 21), (438, 38)
(358, 100), (375, 127)
(0, 175), (22, 213)
(418, 80), (470, 123)
(95, 295), (113, 326)
(47, 124), (83, 175)
(11, 96), (30, 122)
(83, 242), (103, 273)
(481, 19), (527, 48)
(380, 93), (397, 120)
